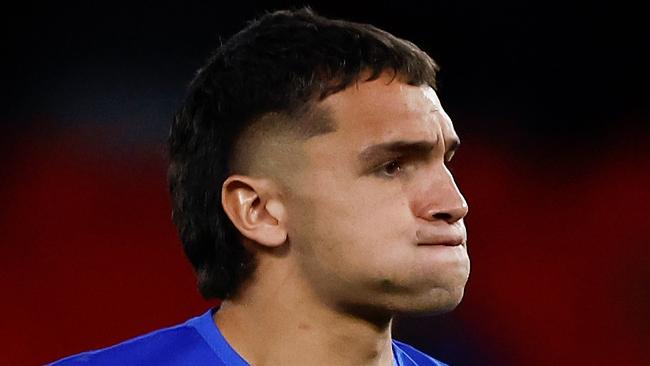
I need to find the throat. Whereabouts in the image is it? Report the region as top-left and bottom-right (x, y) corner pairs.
(214, 296), (396, 366)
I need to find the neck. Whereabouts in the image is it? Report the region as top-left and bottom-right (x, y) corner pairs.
(214, 263), (395, 366)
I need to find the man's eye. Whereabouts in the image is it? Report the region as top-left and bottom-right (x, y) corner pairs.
(380, 160), (402, 176)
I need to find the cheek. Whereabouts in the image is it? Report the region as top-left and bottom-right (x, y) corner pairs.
(289, 180), (416, 266)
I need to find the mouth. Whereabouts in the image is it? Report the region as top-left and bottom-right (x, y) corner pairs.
(415, 225), (467, 247)
(417, 237), (465, 247)
(419, 241), (464, 247)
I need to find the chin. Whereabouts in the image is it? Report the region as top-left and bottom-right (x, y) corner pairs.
(433, 287), (466, 313)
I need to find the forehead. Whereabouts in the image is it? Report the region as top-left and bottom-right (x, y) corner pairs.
(310, 76), (456, 152)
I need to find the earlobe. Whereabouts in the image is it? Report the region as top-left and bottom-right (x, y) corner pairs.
(221, 175), (288, 248)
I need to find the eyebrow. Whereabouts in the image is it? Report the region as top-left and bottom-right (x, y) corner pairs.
(358, 137), (460, 164)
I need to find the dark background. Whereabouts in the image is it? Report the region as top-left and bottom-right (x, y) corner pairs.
(2, 1), (648, 365)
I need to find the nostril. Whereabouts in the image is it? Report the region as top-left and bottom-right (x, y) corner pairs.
(432, 212), (452, 221)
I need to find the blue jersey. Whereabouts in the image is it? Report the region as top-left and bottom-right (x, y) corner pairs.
(50, 309), (448, 366)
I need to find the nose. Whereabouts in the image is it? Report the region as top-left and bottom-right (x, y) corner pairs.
(417, 166), (468, 224)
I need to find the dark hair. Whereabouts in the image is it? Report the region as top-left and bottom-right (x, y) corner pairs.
(168, 7), (440, 299)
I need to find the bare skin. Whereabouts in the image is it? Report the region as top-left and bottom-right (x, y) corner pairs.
(218, 74), (469, 366)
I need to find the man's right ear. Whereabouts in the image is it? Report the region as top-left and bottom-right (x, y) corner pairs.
(221, 175), (287, 248)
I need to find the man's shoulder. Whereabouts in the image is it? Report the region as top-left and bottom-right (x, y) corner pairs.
(393, 339), (450, 366)
(49, 313), (221, 365)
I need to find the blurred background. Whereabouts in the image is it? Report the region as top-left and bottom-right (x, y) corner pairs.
(2, 1), (648, 365)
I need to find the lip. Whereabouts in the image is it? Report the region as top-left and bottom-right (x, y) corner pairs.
(417, 235), (465, 247)
(416, 224), (466, 247)
(418, 240), (464, 247)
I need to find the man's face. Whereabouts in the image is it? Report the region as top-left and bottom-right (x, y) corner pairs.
(282, 75), (469, 315)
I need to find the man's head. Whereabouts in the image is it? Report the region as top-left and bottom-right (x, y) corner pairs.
(168, 8), (468, 314)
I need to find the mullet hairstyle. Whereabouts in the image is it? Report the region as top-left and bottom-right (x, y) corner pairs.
(168, 7), (440, 299)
